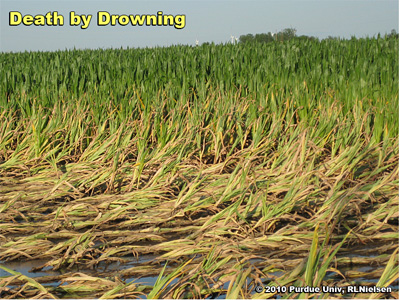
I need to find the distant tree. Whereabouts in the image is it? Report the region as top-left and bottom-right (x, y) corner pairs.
(273, 28), (296, 42)
(239, 34), (254, 44)
(282, 28), (297, 40)
(388, 29), (399, 38)
(239, 27), (302, 44)
(298, 35), (317, 41)
(255, 33), (273, 43)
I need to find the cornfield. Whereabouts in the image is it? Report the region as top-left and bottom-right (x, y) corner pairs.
(0, 36), (398, 299)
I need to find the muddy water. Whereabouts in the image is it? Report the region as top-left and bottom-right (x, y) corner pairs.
(0, 246), (399, 299)
(1, 255), (169, 298)
(0, 259), (61, 279)
(1, 254), (398, 298)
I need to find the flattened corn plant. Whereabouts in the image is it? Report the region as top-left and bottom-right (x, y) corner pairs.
(0, 35), (398, 299)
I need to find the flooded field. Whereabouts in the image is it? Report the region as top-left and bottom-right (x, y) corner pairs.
(1, 164), (398, 298)
(1, 36), (399, 298)
(1, 247), (399, 298)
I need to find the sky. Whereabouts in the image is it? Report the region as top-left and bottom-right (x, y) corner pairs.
(0, 0), (398, 52)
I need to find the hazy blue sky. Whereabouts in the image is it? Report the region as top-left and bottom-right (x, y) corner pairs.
(1, 0), (398, 52)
